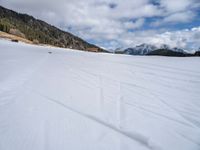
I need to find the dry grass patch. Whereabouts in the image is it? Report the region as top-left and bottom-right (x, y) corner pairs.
(0, 31), (33, 44)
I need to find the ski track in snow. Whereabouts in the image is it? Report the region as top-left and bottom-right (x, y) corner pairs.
(0, 40), (200, 150)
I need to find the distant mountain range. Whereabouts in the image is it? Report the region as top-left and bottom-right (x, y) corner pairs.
(115, 44), (200, 57)
(0, 5), (104, 52)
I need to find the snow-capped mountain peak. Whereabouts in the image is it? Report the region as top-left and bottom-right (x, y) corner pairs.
(122, 43), (187, 55)
(124, 43), (158, 55)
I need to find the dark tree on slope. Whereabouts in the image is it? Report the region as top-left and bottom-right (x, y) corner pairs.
(147, 49), (192, 57)
(0, 5), (104, 52)
(194, 51), (200, 56)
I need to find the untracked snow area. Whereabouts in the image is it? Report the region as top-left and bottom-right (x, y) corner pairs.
(0, 40), (200, 150)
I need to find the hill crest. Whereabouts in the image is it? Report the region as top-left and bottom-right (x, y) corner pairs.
(0, 5), (104, 52)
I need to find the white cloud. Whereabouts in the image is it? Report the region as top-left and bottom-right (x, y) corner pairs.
(164, 11), (195, 23)
(152, 11), (195, 26)
(124, 18), (145, 30)
(117, 27), (200, 50)
(151, 0), (199, 27)
(160, 0), (192, 13)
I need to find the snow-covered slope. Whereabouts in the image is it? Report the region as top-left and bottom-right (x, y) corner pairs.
(0, 40), (200, 150)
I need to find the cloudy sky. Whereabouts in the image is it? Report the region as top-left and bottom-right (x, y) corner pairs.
(0, 0), (200, 50)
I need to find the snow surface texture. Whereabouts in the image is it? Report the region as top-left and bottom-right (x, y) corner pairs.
(0, 40), (200, 150)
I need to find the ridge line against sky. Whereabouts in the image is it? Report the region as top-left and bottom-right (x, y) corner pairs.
(0, 0), (200, 50)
